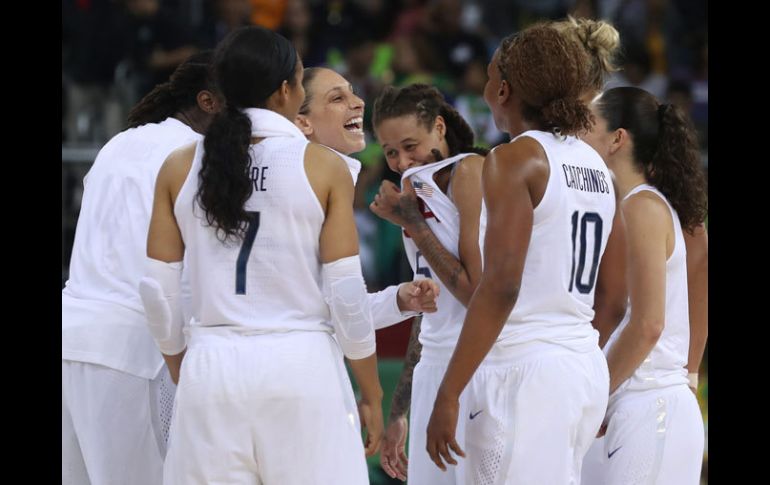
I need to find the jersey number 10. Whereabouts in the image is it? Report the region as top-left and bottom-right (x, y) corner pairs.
(569, 211), (603, 294)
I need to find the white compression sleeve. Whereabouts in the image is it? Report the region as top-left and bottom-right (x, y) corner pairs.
(322, 255), (376, 360)
(138, 258), (186, 355)
(369, 285), (420, 330)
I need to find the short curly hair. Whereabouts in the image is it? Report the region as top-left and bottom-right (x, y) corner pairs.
(497, 24), (594, 135)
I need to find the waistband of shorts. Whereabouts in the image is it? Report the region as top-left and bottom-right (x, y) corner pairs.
(607, 382), (691, 416)
(185, 326), (333, 348)
(482, 337), (602, 365)
(419, 337), (602, 367)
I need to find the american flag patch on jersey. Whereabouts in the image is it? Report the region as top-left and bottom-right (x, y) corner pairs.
(413, 181), (434, 197)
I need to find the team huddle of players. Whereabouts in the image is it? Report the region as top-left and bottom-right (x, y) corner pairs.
(63, 17), (707, 485)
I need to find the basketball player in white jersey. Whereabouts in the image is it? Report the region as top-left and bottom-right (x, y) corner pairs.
(551, 17), (629, 345)
(426, 24), (618, 483)
(141, 27), (382, 484)
(555, 16), (707, 373)
(368, 83), (489, 484)
(61, 52), (220, 485)
(579, 87), (707, 484)
(294, 67), (440, 324)
(370, 19), (627, 484)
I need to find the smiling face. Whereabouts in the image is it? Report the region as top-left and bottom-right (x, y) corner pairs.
(375, 114), (446, 174)
(295, 68), (365, 155)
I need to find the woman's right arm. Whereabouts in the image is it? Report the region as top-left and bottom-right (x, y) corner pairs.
(307, 143), (384, 455)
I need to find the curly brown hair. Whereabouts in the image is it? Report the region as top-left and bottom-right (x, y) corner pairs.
(551, 16), (620, 92)
(497, 24), (594, 135)
(596, 87), (707, 233)
(372, 83), (488, 156)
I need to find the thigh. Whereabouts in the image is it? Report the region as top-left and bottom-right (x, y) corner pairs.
(408, 362), (469, 485)
(162, 342), (260, 485)
(603, 386), (704, 485)
(254, 333), (369, 485)
(62, 364), (91, 485)
(148, 365), (176, 458)
(574, 350), (611, 477)
(465, 364), (518, 485)
(654, 387), (705, 485)
(475, 352), (607, 485)
(580, 436), (608, 485)
(63, 360), (163, 485)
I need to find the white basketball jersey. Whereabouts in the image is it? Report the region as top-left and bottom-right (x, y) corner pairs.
(325, 147), (361, 185)
(174, 137), (331, 333)
(401, 153), (485, 356)
(605, 185), (690, 395)
(62, 118), (201, 379)
(498, 130), (616, 352)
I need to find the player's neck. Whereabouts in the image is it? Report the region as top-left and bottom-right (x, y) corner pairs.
(614, 161), (648, 199)
(174, 109), (208, 134)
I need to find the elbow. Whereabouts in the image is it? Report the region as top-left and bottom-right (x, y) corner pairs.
(474, 263), (521, 307)
(333, 313), (377, 360)
(485, 278), (520, 305)
(498, 283), (521, 304)
(595, 285), (628, 327)
(339, 337), (376, 361)
(610, 300), (628, 326)
(638, 318), (665, 343)
(457, 280), (482, 307)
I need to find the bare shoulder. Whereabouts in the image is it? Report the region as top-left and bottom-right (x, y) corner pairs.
(452, 153), (484, 180)
(304, 143), (353, 211)
(158, 141), (197, 187)
(622, 190), (671, 226)
(484, 138), (549, 190)
(487, 137), (546, 170)
(457, 153), (485, 168)
(305, 142), (350, 179)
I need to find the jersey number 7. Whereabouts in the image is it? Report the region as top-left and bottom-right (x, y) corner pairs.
(236, 211), (260, 295)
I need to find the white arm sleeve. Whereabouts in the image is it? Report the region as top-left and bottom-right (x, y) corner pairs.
(138, 258), (186, 356)
(369, 285), (420, 330)
(322, 255), (376, 360)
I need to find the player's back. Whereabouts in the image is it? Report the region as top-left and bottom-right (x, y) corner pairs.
(63, 118), (200, 313)
(499, 130), (616, 352)
(62, 119), (201, 377)
(175, 137), (330, 333)
(605, 184), (690, 395)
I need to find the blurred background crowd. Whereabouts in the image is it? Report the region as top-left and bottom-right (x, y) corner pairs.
(62, 0), (708, 288)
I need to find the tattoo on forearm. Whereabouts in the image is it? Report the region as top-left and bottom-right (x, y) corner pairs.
(393, 195), (425, 227)
(389, 315), (423, 421)
(412, 225), (467, 293)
